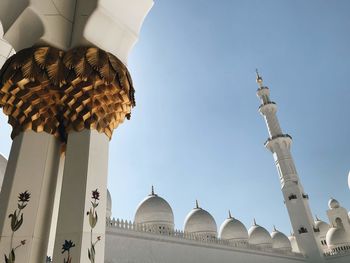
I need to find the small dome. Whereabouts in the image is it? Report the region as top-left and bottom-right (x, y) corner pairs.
(106, 189), (112, 218)
(219, 212), (248, 241)
(314, 217), (330, 236)
(328, 198), (340, 209)
(271, 227), (292, 250)
(288, 233), (300, 253)
(326, 227), (350, 249)
(248, 220), (272, 247)
(184, 201), (217, 237)
(0, 153), (7, 192)
(134, 187), (174, 229)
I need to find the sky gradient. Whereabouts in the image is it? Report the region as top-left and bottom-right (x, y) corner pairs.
(1, 0), (350, 235)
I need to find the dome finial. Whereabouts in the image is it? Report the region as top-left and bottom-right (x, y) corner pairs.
(256, 69), (263, 88)
(151, 185), (155, 195)
(253, 218), (257, 226)
(195, 199), (200, 209)
(315, 214), (320, 221)
(273, 225), (277, 231)
(228, 210), (232, 218)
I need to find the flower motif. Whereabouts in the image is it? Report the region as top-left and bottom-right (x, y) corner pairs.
(61, 240), (75, 253)
(18, 191), (30, 203)
(92, 189), (100, 201)
(97, 236), (101, 241)
(20, 240), (26, 245)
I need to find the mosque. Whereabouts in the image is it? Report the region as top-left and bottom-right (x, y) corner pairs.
(0, 1), (350, 263)
(0, 44), (349, 261)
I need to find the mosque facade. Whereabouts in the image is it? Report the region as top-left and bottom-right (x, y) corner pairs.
(0, 1), (350, 263)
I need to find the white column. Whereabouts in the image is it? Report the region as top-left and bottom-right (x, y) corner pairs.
(0, 131), (61, 263)
(47, 154), (65, 259)
(53, 130), (108, 263)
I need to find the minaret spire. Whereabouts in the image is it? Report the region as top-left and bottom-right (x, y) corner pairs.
(256, 72), (324, 262)
(256, 69), (264, 88)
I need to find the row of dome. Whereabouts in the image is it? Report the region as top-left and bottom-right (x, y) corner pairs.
(132, 187), (294, 251)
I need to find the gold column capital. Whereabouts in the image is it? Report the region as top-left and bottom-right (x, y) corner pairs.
(0, 46), (135, 142)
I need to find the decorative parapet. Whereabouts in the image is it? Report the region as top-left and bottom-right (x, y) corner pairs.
(106, 217), (304, 258)
(323, 245), (350, 257)
(264, 134), (292, 147)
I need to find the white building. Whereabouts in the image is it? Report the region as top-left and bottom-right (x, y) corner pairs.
(104, 75), (350, 263)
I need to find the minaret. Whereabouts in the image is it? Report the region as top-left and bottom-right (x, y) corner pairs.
(255, 72), (324, 262)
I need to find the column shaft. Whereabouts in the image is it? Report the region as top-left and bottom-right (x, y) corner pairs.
(0, 131), (61, 262)
(53, 130), (108, 262)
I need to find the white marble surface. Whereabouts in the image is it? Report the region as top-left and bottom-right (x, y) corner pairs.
(0, 36), (14, 68)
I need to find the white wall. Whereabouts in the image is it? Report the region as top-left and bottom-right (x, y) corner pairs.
(0, 154), (7, 192)
(105, 227), (306, 263)
(0, 33), (14, 67)
(325, 254), (350, 263)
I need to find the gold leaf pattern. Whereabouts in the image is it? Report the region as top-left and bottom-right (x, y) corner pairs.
(0, 46), (135, 143)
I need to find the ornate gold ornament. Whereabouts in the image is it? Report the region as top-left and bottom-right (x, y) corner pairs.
(0, 46), (135, 141)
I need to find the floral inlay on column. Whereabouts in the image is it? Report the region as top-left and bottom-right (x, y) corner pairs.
(4, 191), (30, 263)
(87, 189), (101, 262)
(61, 240), (75, 263)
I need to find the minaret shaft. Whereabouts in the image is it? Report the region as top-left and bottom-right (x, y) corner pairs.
(263, 112), (283, 137)
(256, 75), (324, 262)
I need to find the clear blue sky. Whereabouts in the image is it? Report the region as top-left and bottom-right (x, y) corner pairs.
(1, 0), (350, 235)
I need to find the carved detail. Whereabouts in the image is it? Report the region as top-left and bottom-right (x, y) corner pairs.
(0, 46), (135, 141)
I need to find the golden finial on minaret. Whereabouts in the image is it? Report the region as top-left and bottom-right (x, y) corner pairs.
(256, 69), (263, 88)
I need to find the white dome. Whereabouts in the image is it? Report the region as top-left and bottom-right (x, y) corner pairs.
(271, 228), (292, 250)
(288, 233), (300, 253)
(328, 198), (340, 209)
(134, 189), (174, 228)
(326, 227), (350, 249)
(106, 189), (112, 218)
(0, 153), (7, 192)
(248, 221), (272, 246)
(219, 213), (248, 241)
(184, 203), (217, 237)
(314, 218), (330, 236)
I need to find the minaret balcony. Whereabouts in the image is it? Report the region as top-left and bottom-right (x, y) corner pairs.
(256, 86), (270, 97)
(264, 134), (292, 149)
(258, 101), (276, 110)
